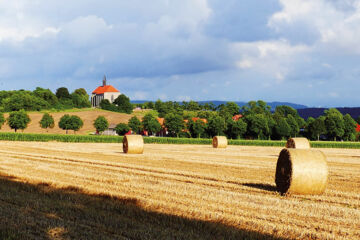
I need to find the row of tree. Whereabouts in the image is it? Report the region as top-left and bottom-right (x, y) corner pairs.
(0, 87), (91, 112)
(113, 100), (359, 141)
(0, 111), (84, 134)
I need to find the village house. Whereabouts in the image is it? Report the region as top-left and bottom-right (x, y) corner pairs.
(91, 76), (121, 107)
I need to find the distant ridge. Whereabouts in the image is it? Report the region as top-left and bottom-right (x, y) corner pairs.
(131, 100), (307, 111)
(298, 107), (360, 119)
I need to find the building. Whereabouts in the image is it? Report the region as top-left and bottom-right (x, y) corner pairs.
(91, 76), (121, 107)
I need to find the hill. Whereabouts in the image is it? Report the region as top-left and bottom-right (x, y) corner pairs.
(298, 107), (360, 119)
(1, 109), (147, 135)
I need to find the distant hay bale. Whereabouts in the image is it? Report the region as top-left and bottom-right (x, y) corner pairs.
(286, 137), (310, 149)
(123, 135), (144, 154)
(212, 136), (227, 148)
(275, 148), (328, 195)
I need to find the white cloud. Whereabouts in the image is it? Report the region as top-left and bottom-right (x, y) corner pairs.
(232, 39), (310, 84)
(269, 0), (360, 54)
(236, 60), (253, 69)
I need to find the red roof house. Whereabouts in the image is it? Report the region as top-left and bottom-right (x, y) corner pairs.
(232, 114), (243, 121)
(91, 76), (121, 107)
(92, 85), (120, 95)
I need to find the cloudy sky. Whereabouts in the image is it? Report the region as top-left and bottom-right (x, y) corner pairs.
(1, 0), (360, 107)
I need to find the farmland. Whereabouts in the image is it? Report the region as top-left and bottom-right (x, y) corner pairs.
(0, 142), (359, 239)
(1, 108), (148, 135)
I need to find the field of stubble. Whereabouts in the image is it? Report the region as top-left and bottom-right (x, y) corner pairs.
(0, 141), (359, 239)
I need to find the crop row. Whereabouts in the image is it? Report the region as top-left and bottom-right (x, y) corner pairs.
(1, 132), (360, 149)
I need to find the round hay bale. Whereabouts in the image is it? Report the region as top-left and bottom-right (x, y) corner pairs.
(275, 148), (328, 195)
(212, 136), (227, 148)
(123, 135), (144, 154)
(286, 137), (310, 149)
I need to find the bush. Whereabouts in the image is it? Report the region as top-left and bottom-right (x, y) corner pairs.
(115, 123), (130, 136)
(93, 116), (109, 134)
(59, 114), (84, 134)
(7, 110), (31, 132)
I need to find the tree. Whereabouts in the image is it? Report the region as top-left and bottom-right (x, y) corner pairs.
(146, 119), (162, 135)
(343, 114), (357, 141)
(74, 88), (88, 96)
(324, 108), (345, 141)
(69, 115), (83, 133)
(59, 114), (83, 134)
(128, 116), (142, 134)
(7, 110), (31, 132)
(286, 115), (299, 137)
(142, 113), (161, 135)
(99, 99), (118, 112)
(0, 113), (5, 129)
(56, 87), (71, 99)
(144, 101), (154, 109)
(230, 119), (247, 139)
(39, 113), (55, 132)
(93, 116), (109, 134)
(164, 113), (184, 137)
(242, 100), (271, 115)
(275, 118), (290, 140)
(186, 101), (201, 111)
(244, 114), (269, 139)
(33, 87), (58, 106)
(219, 102), (240, 117)
(306, 116), (326, 141)
(71, 89), (91, 108)
(2, 92), (49, 111)
(188, 119), (206, 138)
(207, 115), (226, 137)
(356, 116), (360, 125)
(274, 105), (298, 118)
(114, 94), (133, 114)
(115, 123), (130, 136)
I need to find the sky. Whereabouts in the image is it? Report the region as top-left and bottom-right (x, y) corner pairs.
(1, 0), (360, 107)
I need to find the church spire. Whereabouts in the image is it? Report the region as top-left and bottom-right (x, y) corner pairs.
(102, 75), (107, 86)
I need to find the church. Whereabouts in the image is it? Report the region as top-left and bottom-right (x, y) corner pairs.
(91, 76), (121, 107)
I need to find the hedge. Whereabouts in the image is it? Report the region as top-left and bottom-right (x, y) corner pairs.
(0, 132), (359, 149)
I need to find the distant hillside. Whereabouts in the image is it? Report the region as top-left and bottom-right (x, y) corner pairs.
(131, 100), (308, 111)
(1, 109), (148, 135)
(298, 107), (360, 120)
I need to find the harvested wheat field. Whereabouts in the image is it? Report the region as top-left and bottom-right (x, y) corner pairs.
(0, 142), (359, 239)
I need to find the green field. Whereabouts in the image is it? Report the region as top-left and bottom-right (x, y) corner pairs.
(1, 132), (360, 149)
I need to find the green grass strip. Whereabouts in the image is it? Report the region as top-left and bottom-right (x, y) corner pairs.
(0, 132), (360, 149)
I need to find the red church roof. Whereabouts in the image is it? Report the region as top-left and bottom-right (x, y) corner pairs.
(92, 85), (120, 94)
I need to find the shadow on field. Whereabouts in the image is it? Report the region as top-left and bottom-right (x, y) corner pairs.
(242, 183), (279, 193)
(0, 174), (287, 240)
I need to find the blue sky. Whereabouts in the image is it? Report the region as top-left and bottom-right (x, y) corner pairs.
(1, 0), (360, 107)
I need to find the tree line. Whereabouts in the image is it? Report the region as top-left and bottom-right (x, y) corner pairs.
(0, 87), (91, 112)
(119, 100), (359, 141)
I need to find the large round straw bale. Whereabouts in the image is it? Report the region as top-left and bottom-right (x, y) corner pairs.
(286, 137), (310, 149)
(212, 136), (227, 148)
(275, 148), (328, 195)
(123, 135), (144, 154)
